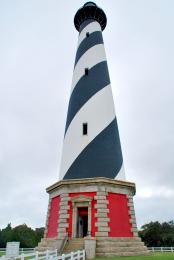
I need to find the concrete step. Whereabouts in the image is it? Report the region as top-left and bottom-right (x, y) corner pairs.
(64, 246), (84, 250)
(36, 246), (56, 251)
(96, 246), (147, 253)
(66, 242), (84, 245)
(96, 237), (141, 242)
(64, 245), (84, 248)
(97, 241), (145, 247)
(63, 249), (84, 253)
(65, 243), (84, 247)
(37, 238), (65, 252)
(96, 250), (149, 257)
(63, 246), (84, 251)
(95, 237), (148, 257)
(62, 238), (84, 254)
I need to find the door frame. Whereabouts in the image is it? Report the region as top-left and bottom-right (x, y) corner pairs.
(71, 195), (92, 238)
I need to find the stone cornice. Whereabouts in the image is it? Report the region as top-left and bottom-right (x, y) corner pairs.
(46, 177), (136, 194)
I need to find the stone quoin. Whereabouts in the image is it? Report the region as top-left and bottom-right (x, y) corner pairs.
(37, 2), (149, 257)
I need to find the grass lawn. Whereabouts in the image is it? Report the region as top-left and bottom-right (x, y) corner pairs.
(95, 253), (174, 260)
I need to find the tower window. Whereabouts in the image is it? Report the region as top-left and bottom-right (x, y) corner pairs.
(85, 68), (89, 75)
(83, 123), (88, 135)
(86, 32), (90, 38)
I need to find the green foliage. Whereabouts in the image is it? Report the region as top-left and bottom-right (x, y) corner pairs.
(0, 224), (44, 248)
(0, 223), (13, 247)
(139, 221), (174, 247)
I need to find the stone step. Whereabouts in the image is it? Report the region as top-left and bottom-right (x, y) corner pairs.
(96, 250), (149, 257)
(64, 245), (84, 250)
(36, 246), (56, 251)
(65, 243), (84, 247)
(64, 246), (84, 250)
(37, 238), (65, 251)
(95, 237), (148, 256)
(64, 244), (84, 247)
(63, 249), (84, 253)
(67, 241), (84, 244)
(97, 241), (145, 247)
(64, 245), (84, 249)
(68, 238), (83, 241)
(66, 240), (83, 244)
(96, 237), (141, 242)
(62, 238), (84, 254)
(96, 246), (147, 253)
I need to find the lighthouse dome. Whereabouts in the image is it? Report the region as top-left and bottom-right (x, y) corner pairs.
(74, 2), (107, 32)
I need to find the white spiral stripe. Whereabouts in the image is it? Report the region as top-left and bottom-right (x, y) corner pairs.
(59, 85), (115, 180)
(71, 44), (106, 93)
(115, 164), (125, 180)
(78, 21), (101, 46)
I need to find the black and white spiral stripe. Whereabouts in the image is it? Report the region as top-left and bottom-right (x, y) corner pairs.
(59, 20), (125, 180)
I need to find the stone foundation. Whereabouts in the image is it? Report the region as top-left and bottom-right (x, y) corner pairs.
(37, 177), (148, 256)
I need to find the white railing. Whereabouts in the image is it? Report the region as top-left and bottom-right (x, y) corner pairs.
(20, 248), (35, 253)
(148, 247), (174, 252)
(58, 250), (85, 260)
(0, 249), (85, 260)
(14, 249), (57, 260)
(15, 250), (85, 260)
(0, 248), (35, 255)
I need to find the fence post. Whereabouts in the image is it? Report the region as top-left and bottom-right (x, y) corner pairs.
(46, 250), (49, 260)
(62, 254), (65, 260)
(77, 250), (80, 260)
(152, 247), (154, 252)
(82, 250), (85, 260)
(35, 251), (39, 260)
(21, 253), (24, 260)
(71, 252), (74, 260)
(171, 247), (173, 252)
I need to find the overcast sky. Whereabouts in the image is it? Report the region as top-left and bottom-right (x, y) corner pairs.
(0, 0), (174, 230)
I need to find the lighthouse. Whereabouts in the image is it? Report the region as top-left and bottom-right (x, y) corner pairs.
(59, 1), (125, 181)
(38, 2), (148, 257)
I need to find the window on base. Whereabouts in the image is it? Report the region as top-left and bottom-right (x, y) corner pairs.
(83, 123), (88, 135)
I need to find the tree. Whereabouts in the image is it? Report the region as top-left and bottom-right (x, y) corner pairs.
(0, 224), (44, 248)
(0, 224), (13, 247)
(35, 227), (45, 244)
(139, 221), (174, 247)
(12, 224), (37, 248)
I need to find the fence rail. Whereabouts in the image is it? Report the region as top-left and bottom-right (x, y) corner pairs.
(0, 249), (85, 260)
(148, 247), (174, 252)
(14, 249), (57, 260)
(58, 250), (85, 260)
(0, 248), (35, 252)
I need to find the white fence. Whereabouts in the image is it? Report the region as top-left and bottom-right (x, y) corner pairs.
(7, 250), (85, 260)
(58, 250), (85, 260)
(0, 248), (35, 256)
(148, 247), (174, 252)
(14, 249), (57, 260)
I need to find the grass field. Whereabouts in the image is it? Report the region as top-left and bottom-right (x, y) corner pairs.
(1, 252), (174, 259)
(95, 253), (174, 259)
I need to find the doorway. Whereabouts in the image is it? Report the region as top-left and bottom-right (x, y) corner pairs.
(71, 195), (92, 238)
(77, 207), (88, 237)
